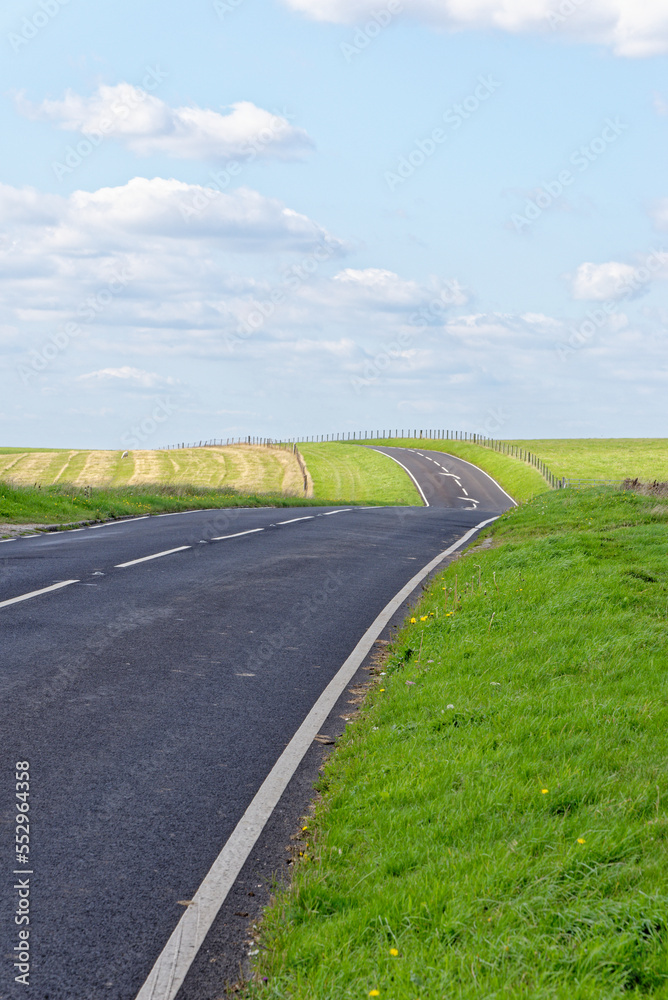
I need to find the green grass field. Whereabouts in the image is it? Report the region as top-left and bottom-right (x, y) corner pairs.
(248, 487), (668, 999)
(505, 439), (668, 482)
(299, 443), (421, 506)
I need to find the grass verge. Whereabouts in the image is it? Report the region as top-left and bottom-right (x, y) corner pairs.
(0, 481), (351, 532)
(299, 443), (422, 506)
(248, 487), (668, 999)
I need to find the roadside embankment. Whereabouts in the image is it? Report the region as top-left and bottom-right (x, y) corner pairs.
(0, 481), (356, 534)
(248, 487), (668, 999)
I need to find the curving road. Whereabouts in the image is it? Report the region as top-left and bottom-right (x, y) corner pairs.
(0, 449), (513, 999)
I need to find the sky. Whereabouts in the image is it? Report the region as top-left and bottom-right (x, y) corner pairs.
(1, 0), (667, 448)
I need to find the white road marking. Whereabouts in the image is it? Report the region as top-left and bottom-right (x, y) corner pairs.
(0, 538), (17, 543)
(372, 449), (429, 507)
(434, 451), (518, 505)
(276, 516), (315, 525)
(439, 472), (460, 479)
(89, 517), (148, 529)
(320, 509), (352, 516)
(133, 515), (499, 1000)
(115, 546), (191, 569)
(459, 497), (480, 505)
(461, 487), (468, 496)
(0, 579), (79, 610)
(211, 529), (265, 541)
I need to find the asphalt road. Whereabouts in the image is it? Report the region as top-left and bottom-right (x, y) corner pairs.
(0, 447), (514, 999)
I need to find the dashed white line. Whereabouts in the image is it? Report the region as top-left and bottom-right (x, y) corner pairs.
(320, 509), (352, 516)
(0, 579), (79, 610)
(211, 529), (265, 541)
(0, 538), (17, 544)
(115, 546), (191, 569)
(276, 516), (315, 525)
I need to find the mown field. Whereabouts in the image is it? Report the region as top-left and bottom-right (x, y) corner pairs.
(0, 444), (422, 529)
(0, 445), (308, 495)
(248, 487), (668, 999)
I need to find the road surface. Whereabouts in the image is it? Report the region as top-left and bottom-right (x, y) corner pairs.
(0, 446), (514, 999)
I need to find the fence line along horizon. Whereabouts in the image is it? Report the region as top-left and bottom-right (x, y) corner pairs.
(159, 429), (567, 490)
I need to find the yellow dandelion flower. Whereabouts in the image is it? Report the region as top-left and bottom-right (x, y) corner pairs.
(420, 615), (428, 621)
(541, 789), (548, 794)
(389, 947), (399, 956)
(410, 617), (417, 623)
(369, 992), (380, 997)
(379, 688), (385, 692)
(577, 837), (586, 844)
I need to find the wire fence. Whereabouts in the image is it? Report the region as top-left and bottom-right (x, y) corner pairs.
(160, 429), (564, 490)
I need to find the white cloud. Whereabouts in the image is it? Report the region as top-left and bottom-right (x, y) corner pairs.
(571, 260), (639, 300)
(570, 253), (668, 300)
(0, 177), (341, 256)
(283, 0), (668, 57)
(77, 367), (177, 387)
(17, 85), (314, 161)
(332, 268), (468, 310)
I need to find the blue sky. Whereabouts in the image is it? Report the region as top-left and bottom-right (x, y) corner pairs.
(1, 0), (667, 447)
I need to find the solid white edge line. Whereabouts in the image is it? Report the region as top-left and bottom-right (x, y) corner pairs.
(115, 546), (191, 569)
(133, 515), (499, 1000)
(0, 538), (18, 543)
(276, 516), (315, 525)
(0, 579), (79, 610)
(211, 529), (265, 541)
(371, 449), (429, 507)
